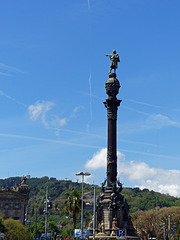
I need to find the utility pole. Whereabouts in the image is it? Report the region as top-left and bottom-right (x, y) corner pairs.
(168, 215), (171, 240)
(76, 172), (91, 239)
(45, 186), (48, 240)
(35, 209), (37, 240)
(92, 185), (96, 240)
(163, 216), (176, 240)
(25, 207), (27, 240)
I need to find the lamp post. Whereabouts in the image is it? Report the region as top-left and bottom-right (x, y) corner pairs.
(45, 186), (48, 240)
(76, 172), (91, 238)
(44, 186), (51, 240)
(92, 185), (96, 240)
(25, 207), (27, 240)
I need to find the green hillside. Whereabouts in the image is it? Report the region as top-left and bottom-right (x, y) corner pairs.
(0, 176), (179, 238)
(0, 176), (179, 214)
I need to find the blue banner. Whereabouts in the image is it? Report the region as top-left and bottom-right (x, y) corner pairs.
(74, 229), (89, 238)
(41, 233), (51, 240)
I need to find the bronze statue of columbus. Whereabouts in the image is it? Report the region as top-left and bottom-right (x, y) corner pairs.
(106, 50), (120, 73)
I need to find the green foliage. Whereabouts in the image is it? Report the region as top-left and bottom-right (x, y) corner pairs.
(64, 187), (82, 230)
(0, 217), (6, 233)
(0, 177), (179, 239)
(3, 219), (31, 240)
(48, 221), (60, 234)
(131, 206), (180, 240)
(60, 225), (74, 238)
(27, 220), (60, 239)
(122, 187), (180, 213)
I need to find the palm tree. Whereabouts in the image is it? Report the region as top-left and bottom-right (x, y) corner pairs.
(64, 187), (82, 231)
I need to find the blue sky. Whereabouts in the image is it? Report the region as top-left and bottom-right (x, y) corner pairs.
(0, 0), (180, 197)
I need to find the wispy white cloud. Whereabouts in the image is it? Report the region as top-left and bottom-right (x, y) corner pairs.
(120, 113), (180, 135)
(28, 101), (55, 126)
(145, 113), (180, 128)
(85, 148), (180, 197)
(48, 115), (67, 129)
(52, 106), (82, 130)
(69, 106), (83, 119)
(59, 117), (67, 127)
(28, 100), (83, 132)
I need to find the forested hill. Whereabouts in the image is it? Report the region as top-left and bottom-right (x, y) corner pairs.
(0, 176), (180, 214)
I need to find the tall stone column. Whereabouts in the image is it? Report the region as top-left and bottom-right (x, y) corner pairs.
(88, 50), (137, 239)
(104, 72), (121, 187)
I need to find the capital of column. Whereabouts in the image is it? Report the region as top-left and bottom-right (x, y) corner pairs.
(105, 73), (120, 97)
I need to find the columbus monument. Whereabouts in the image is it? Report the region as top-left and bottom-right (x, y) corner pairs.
(89, 50), (137, 239)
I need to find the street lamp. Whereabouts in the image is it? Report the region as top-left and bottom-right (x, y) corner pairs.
(45, 186), (48, 240)
(44, 186), (51, 240)
(76, 172), (91, 238)
(92, 185), (96, 240)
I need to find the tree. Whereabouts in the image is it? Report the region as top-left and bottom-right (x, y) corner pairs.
(60, 226), (74, 238)
(3, 219), (31, 240)
(131, 207), (180, 240)
(64, 187), (82, 231)
(48, 221), (59, 233)
(0, 217), (6, 233)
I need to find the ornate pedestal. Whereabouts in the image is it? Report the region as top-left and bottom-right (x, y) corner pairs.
(89, 182), (136, 239)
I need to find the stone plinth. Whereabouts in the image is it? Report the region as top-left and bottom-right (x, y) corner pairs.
(89, 184), (136, 238)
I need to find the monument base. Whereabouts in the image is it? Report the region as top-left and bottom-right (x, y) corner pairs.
(88, 182), (137, 239)
(89, 235), (140, 240)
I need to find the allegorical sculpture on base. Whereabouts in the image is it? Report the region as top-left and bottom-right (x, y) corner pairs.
(88, 50), (137, 239)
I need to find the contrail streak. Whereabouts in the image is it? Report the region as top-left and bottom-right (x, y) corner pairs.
(51, 127), (159, 147)
(78, 91), (102, 100)
(0, 90), (27, 107)
(126, 98), (160, 108)
(119, 148), (180, 160)
(0, 132), (100, 149)
(88, 0), (90, 9)
(89, 72), (92, 121)
(119, 139), (157, 147)
(87, 72), (93, 129)
(0, 72), (12, 77)
(122, 106), (150, 116)
(0, 132), (176, 160)
(0, 62), (24, 73)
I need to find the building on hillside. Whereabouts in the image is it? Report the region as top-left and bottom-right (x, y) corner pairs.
(0, 176), (30, 224)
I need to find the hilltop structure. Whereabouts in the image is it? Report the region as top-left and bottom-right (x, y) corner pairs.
(0, 176), (30, 224)
(89, 50), (137, 239)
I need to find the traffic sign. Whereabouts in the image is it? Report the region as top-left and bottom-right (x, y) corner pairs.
(0, 233), (5, 238)
(117, 229), (125, 237)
